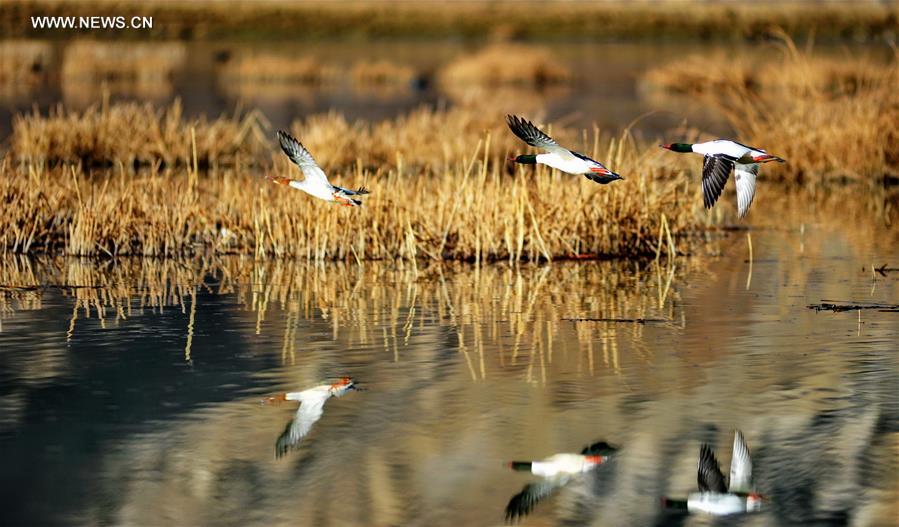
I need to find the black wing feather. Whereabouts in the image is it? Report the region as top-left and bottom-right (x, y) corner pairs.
(506, 115), (559, 150)
(701, 155), (734, 209)
(274, 417), (296, 459)
(697, 443), (728, 493)
(504, 480), (560, 523)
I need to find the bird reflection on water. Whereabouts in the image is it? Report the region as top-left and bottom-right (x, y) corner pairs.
(0, 214), (896, 525)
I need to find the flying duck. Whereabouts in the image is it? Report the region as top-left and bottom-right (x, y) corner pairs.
(269, 130), (370, 207)
(662, 430), (765, 515)
(506, 115), (623, 184)
(660, 139), (785, 218)
(263, 377), (360, 458)
(505, 441), (617, 523)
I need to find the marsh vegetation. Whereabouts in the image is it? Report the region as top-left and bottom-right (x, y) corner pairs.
(642, 33), (899, 183)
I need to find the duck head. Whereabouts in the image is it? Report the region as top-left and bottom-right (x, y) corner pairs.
(746, 492), (766, 511)
(509, 154), (537, 164)
(507, 461), (532, 472)
(329, 376), (358, 394)
(659, 143), (693, 153)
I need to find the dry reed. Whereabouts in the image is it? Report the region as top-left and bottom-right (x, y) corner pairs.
(0, 39), (52, 84)
(643, 35), (899, 182)
(438, 43), (572, 88)
(59, 40), (186, 105)
(216, 52), (418, 104)
(350, 60), (416, 86)
(0, 104), (698, 260)
(9, 99), (268, 168)
(0, 40), (53, 105)
(218, 53), (340, 85)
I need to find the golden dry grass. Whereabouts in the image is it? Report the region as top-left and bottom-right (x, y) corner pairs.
(59, 40), (186, 105)
(350, 59), (416, 86)
(0, 103), (697, 260)
(218, 53), (340, 84)
(438, 43), (572, 88)
(216, 52), (418, 103)
(9, 99), (268, 168)
(0, 40), (53, 104)
(0, 39), (52, 84)
(62, 40), (185, 84)
(642, 36), (899, 182)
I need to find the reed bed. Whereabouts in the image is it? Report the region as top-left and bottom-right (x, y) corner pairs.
(61, 40), (185, 84)
(0, 39), (52, 85)
(218, 52), (416, 86)
(218, 53), (340, 85)
(0, 103), (697, 260)
(3, 0), (895, 42)
(350, 60), (417, 86)
(9, 99), (268, 168)
(60, 40), (186, 105)
(642, 36), (899, 182)
(437, 43), (572, 88)
(0, 40), (53, 105)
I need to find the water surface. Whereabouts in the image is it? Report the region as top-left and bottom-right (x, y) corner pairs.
(1, 193), (897, 526)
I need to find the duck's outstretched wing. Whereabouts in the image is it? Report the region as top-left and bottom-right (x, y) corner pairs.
(274, 392), (329, 458)
(698, 443), (728, 493)
(506, 115), (570, 156)
(332, 185), (371, 196)
(701, 155), (734, 210)
(733, 163), (758, 218)
(728, 430), (754, 493)
(580, 441), (617, 456)
(277, 130), (331, 187)
(504, 478), (567, 523)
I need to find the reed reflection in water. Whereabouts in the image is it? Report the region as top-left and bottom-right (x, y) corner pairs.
(0, 224), (896, 526)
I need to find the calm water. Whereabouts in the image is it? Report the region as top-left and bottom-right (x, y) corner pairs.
(1, 193), (897, 526)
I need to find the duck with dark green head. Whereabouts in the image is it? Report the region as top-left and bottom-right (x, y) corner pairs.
(507, 115), (623, 184)
(660, 139), (786, 218)
(504, 440), (617, 522)
(661, 430), (767, 516)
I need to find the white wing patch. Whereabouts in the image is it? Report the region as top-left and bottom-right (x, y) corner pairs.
(729, 430), (754, 494)
(734, 163), (759, 218)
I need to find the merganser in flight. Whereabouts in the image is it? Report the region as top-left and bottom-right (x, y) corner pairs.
(660, 140), (785, 218)
(505, 441), (617, 523)
(263, 377), (359, 458)
(662, 430), (765, 515)
(269, 130), (370, 207)
(506, 115), (624, 184)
